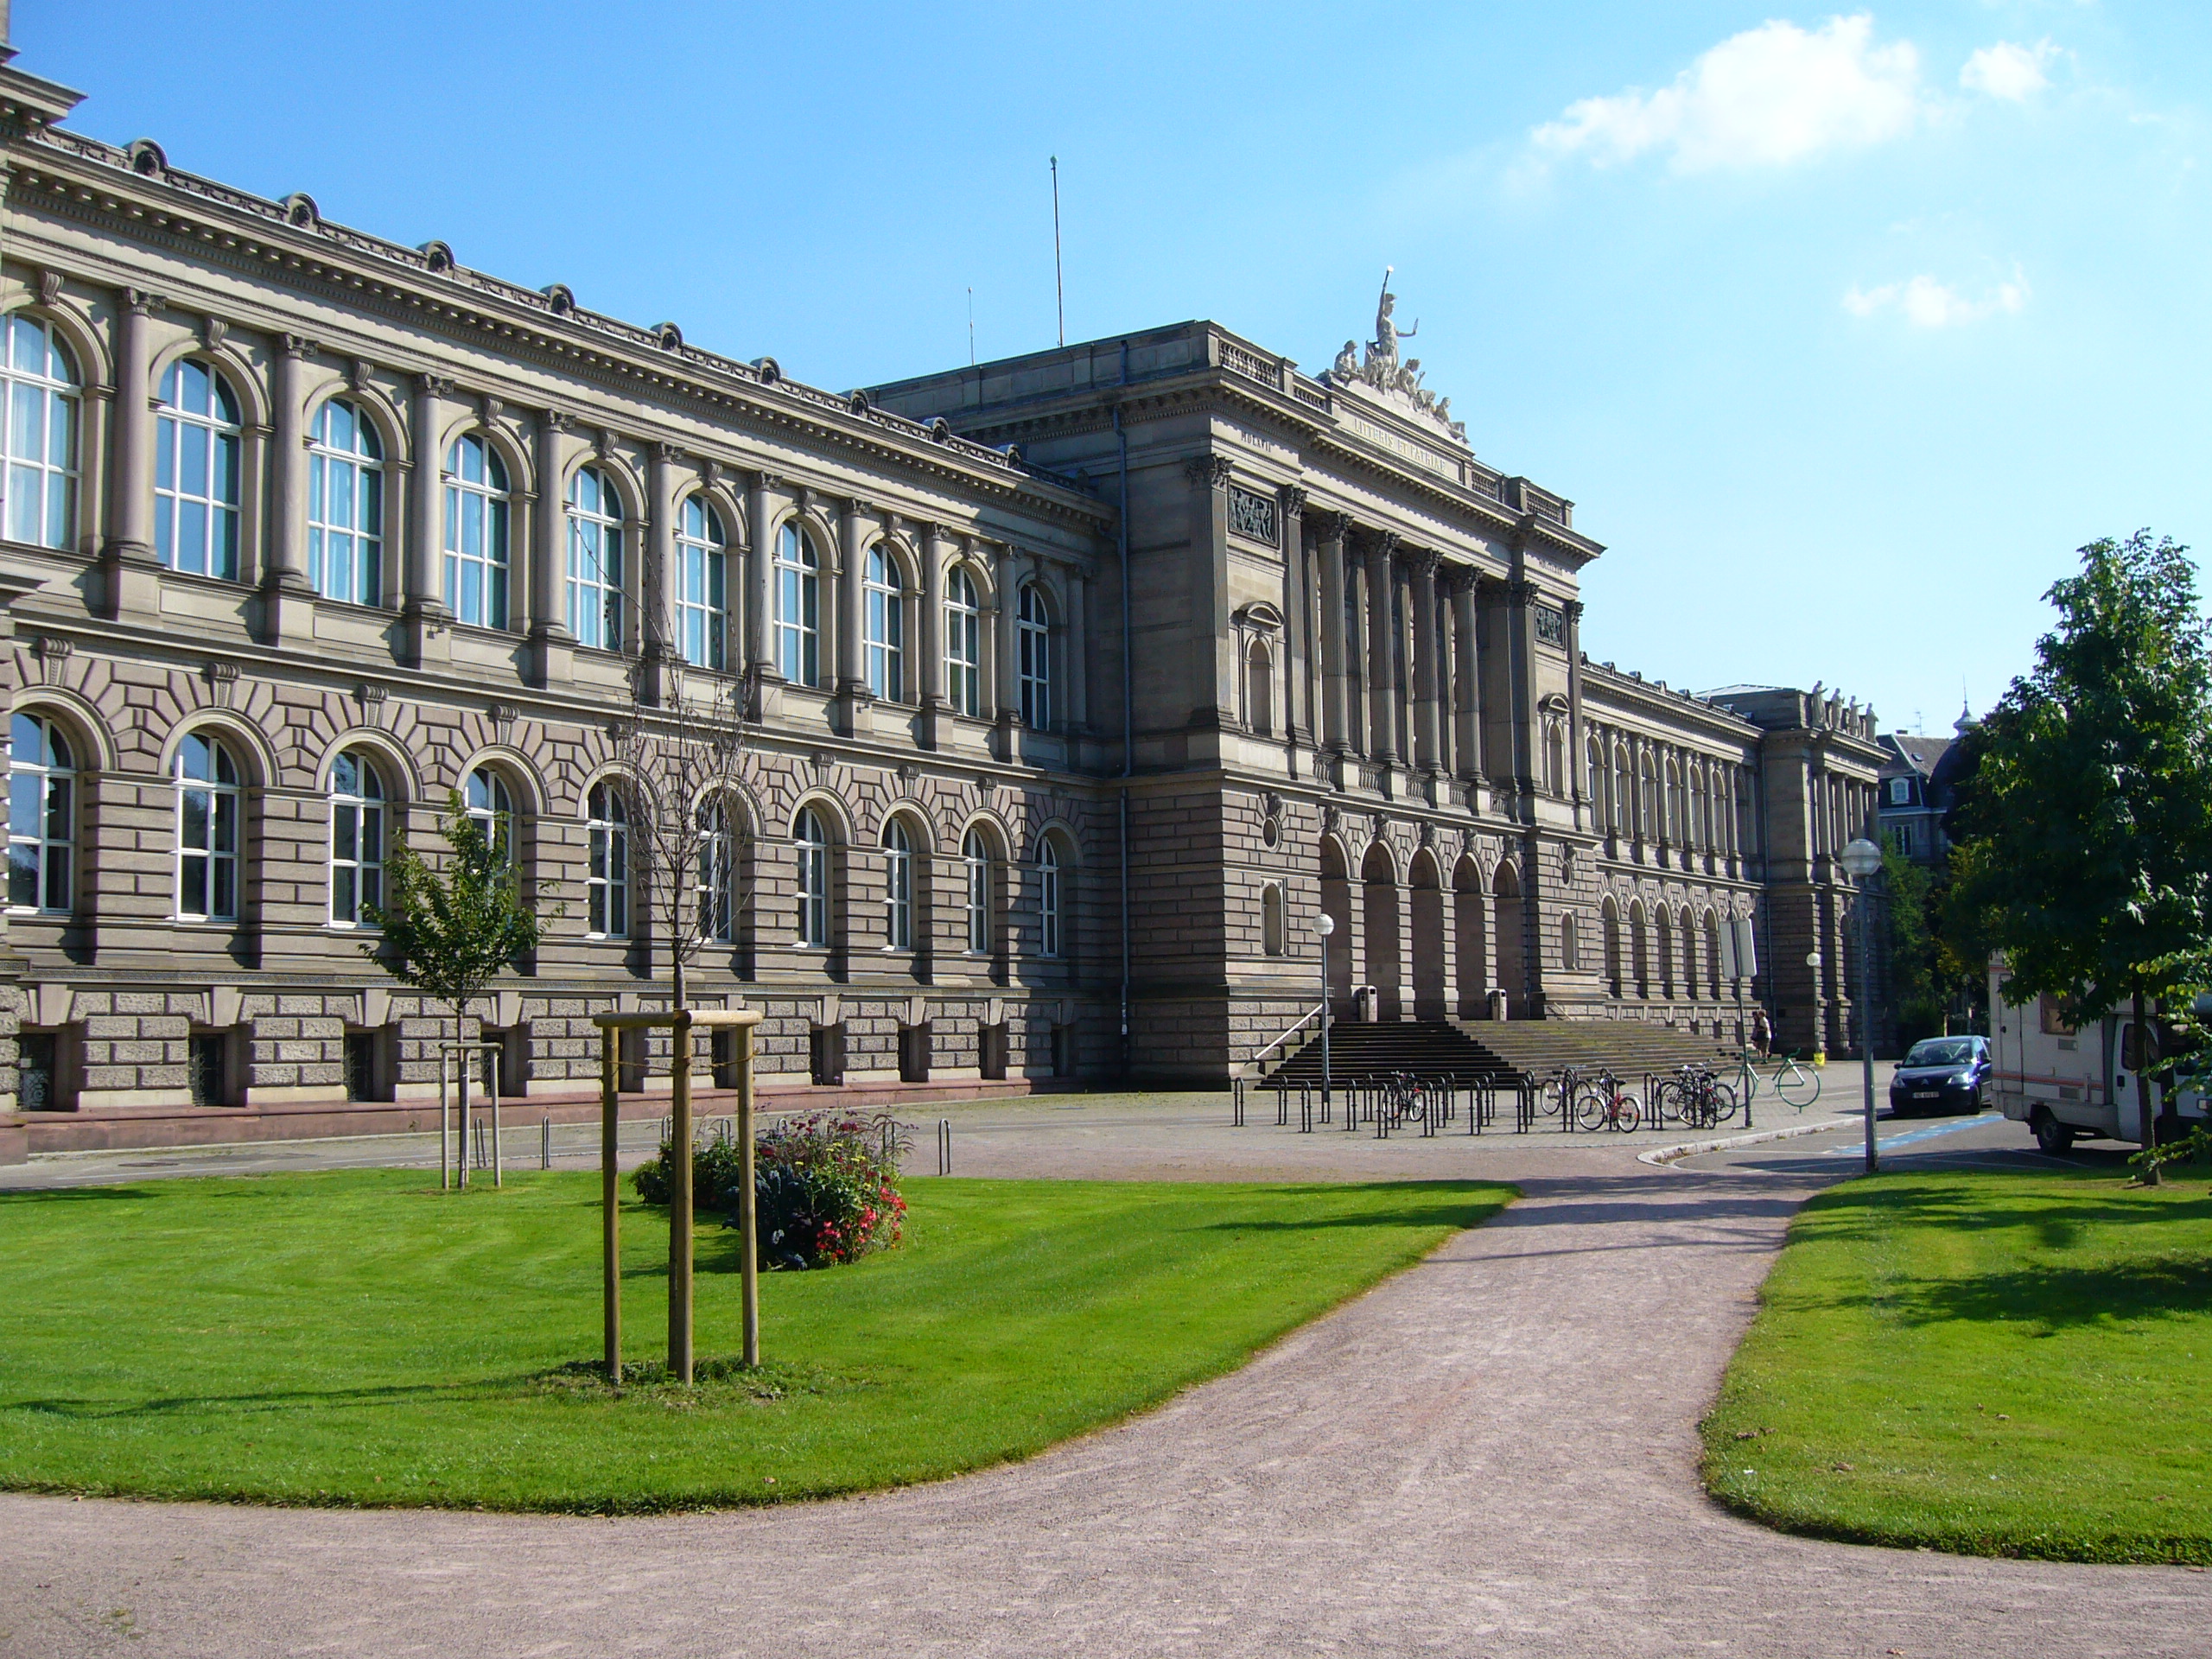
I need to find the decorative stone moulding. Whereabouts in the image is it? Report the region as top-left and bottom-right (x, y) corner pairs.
(126, 137), (164, 175)
(417, 240), (454, 273)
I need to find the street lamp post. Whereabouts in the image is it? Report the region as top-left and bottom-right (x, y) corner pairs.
(1840, 836), (1886, 1173)
(1316, 912), (1336, 1126)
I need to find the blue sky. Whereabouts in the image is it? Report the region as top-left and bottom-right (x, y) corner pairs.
(31, 3), (2210, 735)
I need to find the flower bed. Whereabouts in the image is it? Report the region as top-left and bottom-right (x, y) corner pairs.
(632, 1109), (909, 1271)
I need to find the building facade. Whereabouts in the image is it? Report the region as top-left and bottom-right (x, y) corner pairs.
(0, 54), (1883, 1137)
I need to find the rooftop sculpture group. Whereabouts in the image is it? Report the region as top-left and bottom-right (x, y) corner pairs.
(1328, 268), (1469, 444)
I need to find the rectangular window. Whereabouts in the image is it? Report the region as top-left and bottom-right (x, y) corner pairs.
(16, 1028), (59, 1110)
(678, 543), (727, 670)
(188, 1033), (229, 1107)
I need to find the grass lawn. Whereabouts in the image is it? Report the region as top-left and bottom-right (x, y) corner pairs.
(1702, 1160), (2212, 1562)
(0, 1170), (1509, 1513)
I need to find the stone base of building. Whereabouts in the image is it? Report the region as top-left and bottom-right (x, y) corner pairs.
(4, 1073), (1084, 1157)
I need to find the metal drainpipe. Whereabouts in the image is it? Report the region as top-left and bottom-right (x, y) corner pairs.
(1115, 346), (1133, 1081)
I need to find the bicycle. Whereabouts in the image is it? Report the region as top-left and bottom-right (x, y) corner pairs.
(1573, 1071), (1642, 1133)
(1734, 1048), (1821, 1112)
(1658, 1064), (1738, 1129)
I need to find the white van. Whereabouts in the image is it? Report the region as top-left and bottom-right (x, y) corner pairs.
(1988, 963), (2208, 1154)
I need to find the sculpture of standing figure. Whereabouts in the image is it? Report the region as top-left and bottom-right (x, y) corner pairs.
(1371, 269), (1417, 370)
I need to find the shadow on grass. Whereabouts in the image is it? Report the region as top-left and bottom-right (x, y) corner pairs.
(1782, 1253), (2212, 1333)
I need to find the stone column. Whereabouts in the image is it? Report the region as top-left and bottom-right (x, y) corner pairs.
(1408, 549), (1441, 774)
(399, 373), (453, 669)
(1065, 567), (1089, 732)
(262, 334), (316, 645)
(1276, 485), (1307, 750)
(1565, 598), (1586, 829)
(836, 497), (868, 731)
(1182, 454), (1237, 733)
(1315, 513), (1349, 755)
(100, 287), (162, 620)
(526, 408), (574, 690)
(640, 442), (679, 703)
(994, 543), (1020, 749)
(918, 522), (946, 748)
(1364, 531), (1399, 768)
(1448, 569), (1481, 784)
(746, 472), (778, 692)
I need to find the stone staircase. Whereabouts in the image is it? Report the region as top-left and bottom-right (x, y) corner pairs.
(1256, 1018), (1739, 1090)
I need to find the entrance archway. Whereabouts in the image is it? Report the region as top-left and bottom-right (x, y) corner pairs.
(1319, 837), (1354, 1011)
(1452, 855), (1486, 1019)
(1491, 860), (1523, 1019)
(1408, 849), (1446, 1020)
(1362, 841), (1402, 1020)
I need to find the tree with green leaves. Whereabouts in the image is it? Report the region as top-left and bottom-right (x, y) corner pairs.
(1945, 531), (2212, 1183)
(364, 792), (544, 1182)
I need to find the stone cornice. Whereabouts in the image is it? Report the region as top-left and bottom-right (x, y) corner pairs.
(10, 130), (1110, 533)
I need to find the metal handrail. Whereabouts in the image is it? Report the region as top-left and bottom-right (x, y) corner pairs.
(1243, 1003), (1325, 1074)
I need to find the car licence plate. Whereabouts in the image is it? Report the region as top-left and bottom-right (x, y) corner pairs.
(1912, 1090), (1938, 1099)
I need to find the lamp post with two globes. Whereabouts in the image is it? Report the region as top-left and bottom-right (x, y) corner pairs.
(1840, 836), (1887, 1173)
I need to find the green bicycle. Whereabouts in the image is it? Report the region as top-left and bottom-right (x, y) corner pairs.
(1735, 1048), (1821, 1111)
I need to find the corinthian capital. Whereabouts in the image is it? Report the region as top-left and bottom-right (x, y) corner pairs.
(1184, 454), (1235, 491)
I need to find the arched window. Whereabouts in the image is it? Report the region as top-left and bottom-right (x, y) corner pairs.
(1, 315), (79, 549)
(1560, 912), (1580, 971)
(1656, 907), (1675, 997)
(1544, 723), (1566, 797)
(328, 749), (386, 927)
(1611, 746), (1630, 835)
(795, 807), (830, 947)
(1666, 764), (1686, 844)
(774, 523), (819, 686)
(693, 797), (735, 944)
(945, 565), (982, 717)
(1639, 759), (1658, 840)
(443, 435), (510, 628)
(8, 710), (73, 913)
(963, 827), (990, 954)
(1261, 880), (1285, 957)
(883, 817), (913, 950)
(1245, 639), (1274, 737)
(1017, 583), (1051, 730)
(864, 545), (905, 701)
(464, 766), (514, 861)
(155, 359), (241, 580)
(1038, 838), (1064, 958)
(308, 399), (383, 607)
(675, 496), (727, 671)
(174, 731), (241, 922)
(585, 781), (628, 938)
(566, 467), (623, 651)
(1601, 899), (1623, 997)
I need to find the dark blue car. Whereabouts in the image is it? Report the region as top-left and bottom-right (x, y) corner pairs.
(1889, 1035), (1992, 1116)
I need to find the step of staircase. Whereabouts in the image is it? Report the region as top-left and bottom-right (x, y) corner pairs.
(1255, 1018), (1740, 1090)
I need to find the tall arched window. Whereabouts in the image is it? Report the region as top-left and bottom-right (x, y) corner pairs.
(1245, 639), (1273, 737)
(1261, 880), (1284, 957)
(328, 749), (385, 927)
(586, 782), (628, 938)
(1038, 839), (1063, 958)
(883, 817), (912, 950)
(795, 807), (830, 947)
(1601, 899), (1623, 997)
(464, 766), (514, 861)
(1544, 723), (1566, 797)
(1639, 759), (1658, 840)
(962, 828), (990, 954)
(155, 359), (242, 579)
(676, 496), (727, 671)
(1560, 912), (1580, 971)
(945, 565), (982, 717)
(174, 731), (241, 922)
(8, 710), (73, 913)
(443, 435), (510, 628)
(1017, 583), (1051, 730)
(308, 399), (383, 606)
(1, 315), (79, 549)
(696, 797), (734, 944)
(863, 545), (904, 701)
(1656, 908), (1675, 997)
(774, 523), (819, 686)
(566, 467), (624, 651)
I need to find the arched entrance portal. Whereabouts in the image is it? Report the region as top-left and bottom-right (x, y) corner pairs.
(1319, 838), (1354, 1012)
(1408, 849), (1446, 1020)
(1491, 860), (1524, 1019)
(1362, 842), (1402, 1020)
(1453, 855), (1486, 1019)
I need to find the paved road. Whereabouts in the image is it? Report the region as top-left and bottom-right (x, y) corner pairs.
(4, 1096), (2205, 1657)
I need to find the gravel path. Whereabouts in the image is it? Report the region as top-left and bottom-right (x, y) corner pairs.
(4, 1110), (2207, 1656)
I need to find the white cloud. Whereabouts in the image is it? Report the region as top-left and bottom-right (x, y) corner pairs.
(1842, 270), (2031, 327)
(1960, 40), (2057, 102)
(1530, 14), (1922, 174)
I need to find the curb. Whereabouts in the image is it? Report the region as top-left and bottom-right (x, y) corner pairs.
(1638, 1113), (1857, 1168)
